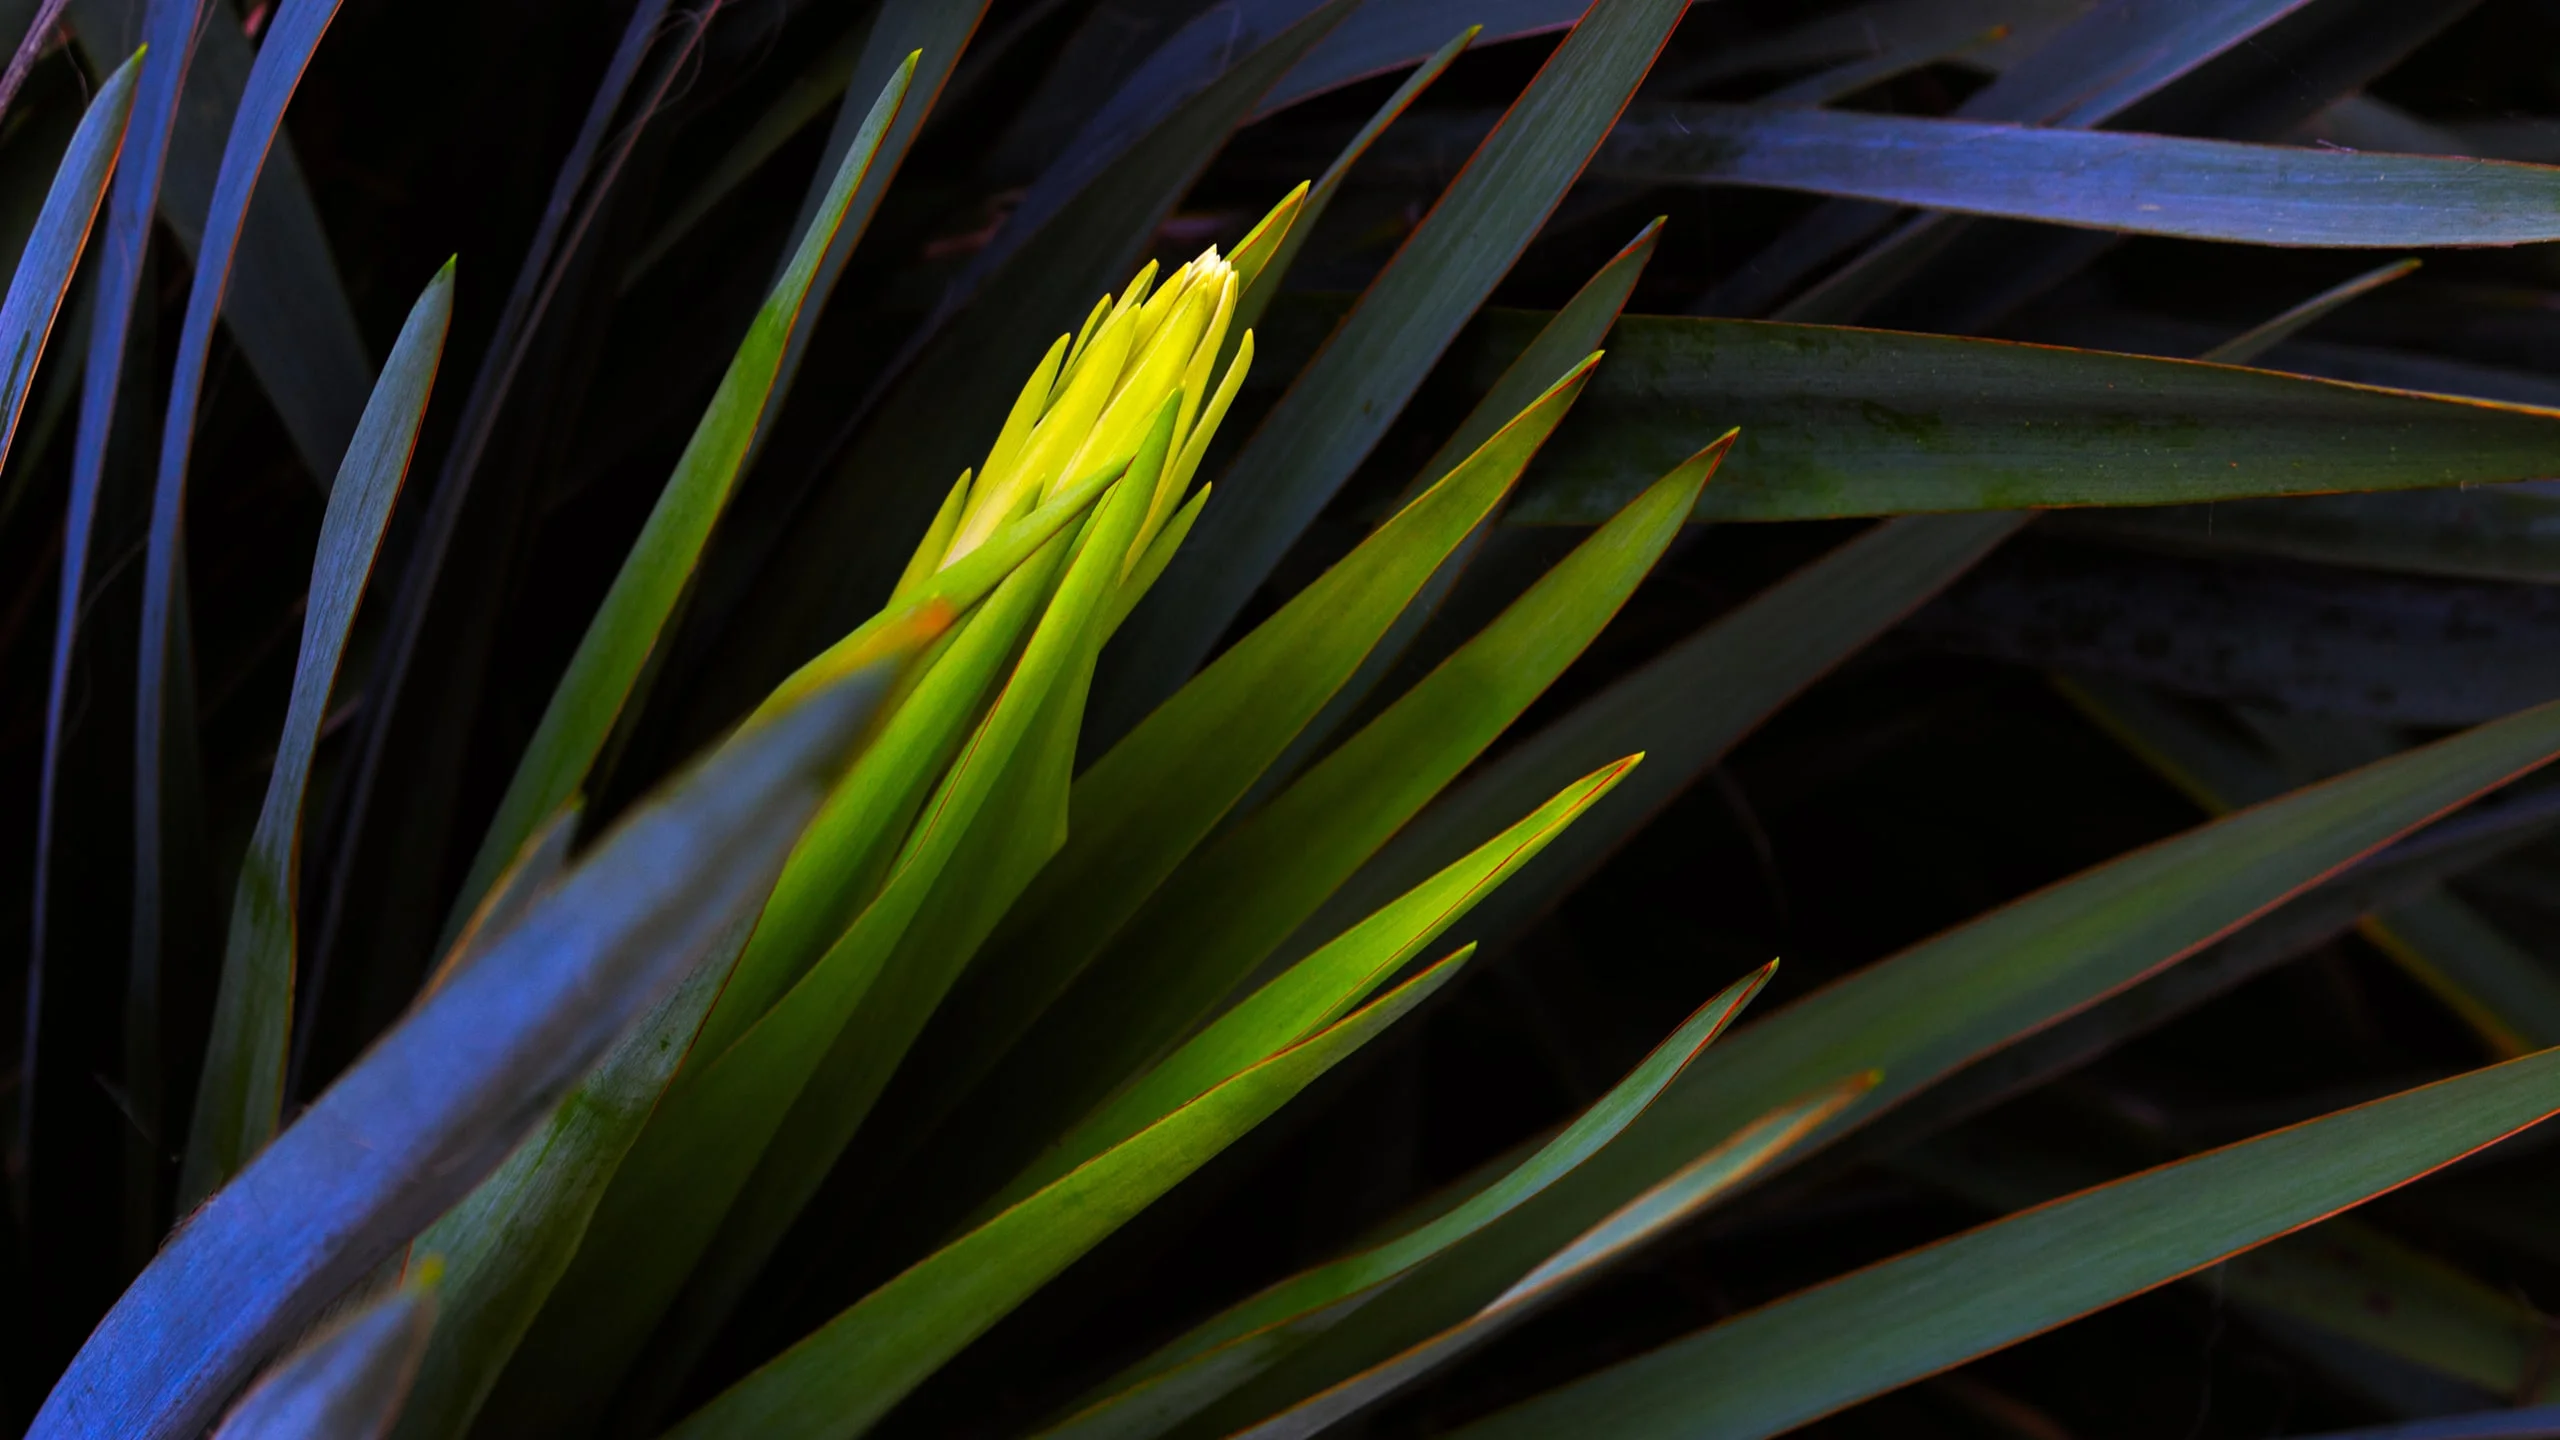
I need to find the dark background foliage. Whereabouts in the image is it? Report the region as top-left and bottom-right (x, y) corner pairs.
(14, 0), (2560, 1433)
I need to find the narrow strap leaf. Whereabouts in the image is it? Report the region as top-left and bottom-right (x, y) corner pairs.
(665, 950), (1478, 1440)
(178, 261), (454, 1207)
(1451, 1051), (2560, 1440)
(1098, 0), (1690, 735)
(29, 655), (919, 1440)
(134, 0), (359, 1234)
(1041, 967), (1788, 1440)
(445, 55), (918, 937)
(209, 1276), (437, 1440)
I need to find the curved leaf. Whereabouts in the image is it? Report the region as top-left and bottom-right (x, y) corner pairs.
(664, 949), (1479, 1440)
(134, 0), (359, 1226)
(1180, 697), (2560, 1434)
(1101, 0), (1689, 735)
(1463, 313), (2560, 524)
(941, 444), (1716, 1215)
(445, 55), (917, 935)
(1043, 967), (1787, 1440)
(27, 655), (918, 1440)
(1226, 1075), (1879, 1440)
(210, 1278), (436, 1440)
(1452, 1052), (2560, 1440)
(180, 261), (453, 1206)
(1588, 104), (2560, 246)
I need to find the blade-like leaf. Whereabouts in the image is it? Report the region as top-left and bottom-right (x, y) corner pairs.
(391, 620), (957, 1440)
(210, 1278), (436, 1440)
(1271, 514), (2024, 1015)
(1224, 1075), (1880, 1440)
(1910, 545), (2560, 725)
(2201, 257), (2420, 364)
(1371, 311), (2560, 524)
(0, 61), (131, 1122)
(664, 950), (1479, 1440)
(26, 654), (919, 1440)
(1230, 24), (1476, 347)
(1251, 220), (1667, 809)
(486, 447), (1161, 1436)
(1584, 104), (2560, 246)
(1451, 1052), (2560, 1440)
(133, 0), (359, 1224)
(694, 2), (1351, 736)
(1102, 0), (1689, 736)
(1255, 0), (1588, 119)
(66, 0), (375, 481)
(759, 4), (989, 418)
(997, 757), (1653, 1214)
(180, 261), (453, 1206)
(943, 446), (1716, 1212)
(1041, 967), (1787, 1440)
(866, 360), (1599, 1196)
(2054, 485), (2560, 586)
(445, 55), (917, 935)
(22, 0), (193, 1189)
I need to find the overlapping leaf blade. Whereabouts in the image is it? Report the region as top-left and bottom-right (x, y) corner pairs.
(1102, 0), (1690, 734)
(27, 657), (916, 1440)
(445, 55), (917, 934)
(181, 261), (452, 1206)
(664, 950), (1479, 1440)
(1453, 1052), (2560, 1439)
(1172, 698), (2560, 1433)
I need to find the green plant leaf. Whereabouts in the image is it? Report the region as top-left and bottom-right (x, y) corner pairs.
(1276, 513), (2024, 1015)
(1101, 0), (1689, 734)
(1253, 219), (1667, 809)
(1581, 104), (2560, 246)
(863, 358), (1599, 1201)
(210, 1276), (436, 1440)
(697, 1), (1352, 737)
(663, 948), (1479, 1440)
(1255, 0), (1590, 118)
(392, 619), (954, 1440)
(1180, 696), (2560, 1434)
(940, 443), (1717, 1216)
(1451, 312), (2560, 523)
(484, 437), (1162, 1437)
(445, 54), (917, 937)
(2060, 676), (2560, 1055)
(1041, 966), (1790, 1440)
(26, 656), (916, 1440)
(1450, 1051), (2560, 1440)
(179, 261), (453, 1207)
(996, 756), (1653, 1215)
(1222, 1075), (1881, 1440)
(759, 5), (991, 418)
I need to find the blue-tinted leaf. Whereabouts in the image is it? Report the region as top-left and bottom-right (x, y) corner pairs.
(1101, 0), (1691, 736)
(1593, 105), (2560, 247)
(134, 0), (358, 1200)
(27, 659), (914, 1440)
(180, 262), (454, 1208)
(1256, 0), (1582, 118)
(66, 0), (375, 481)
(210, 1278), (436, 1440)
